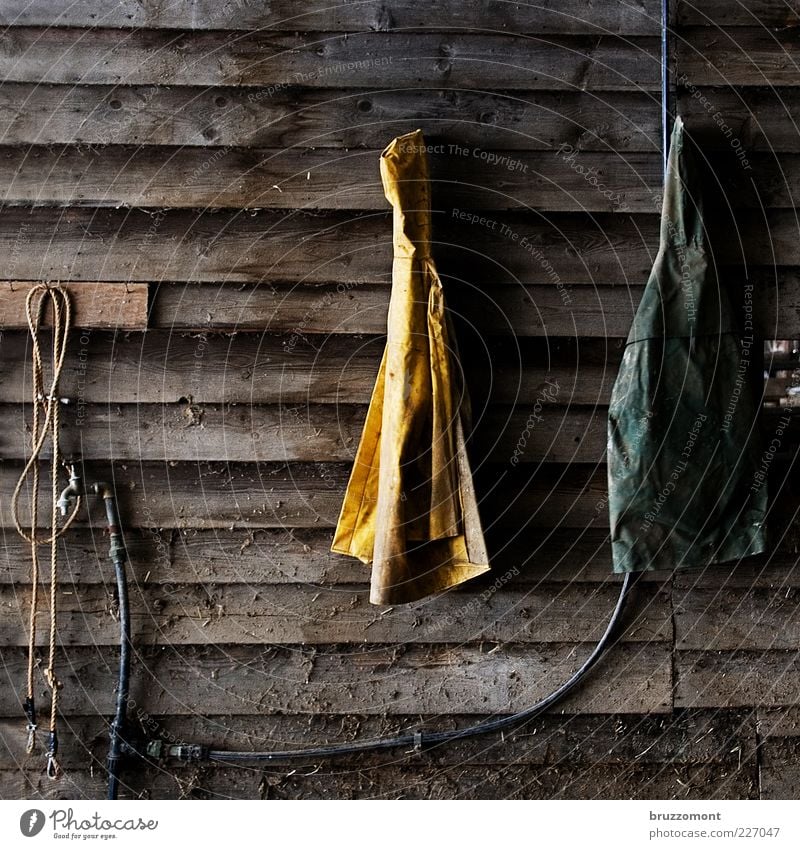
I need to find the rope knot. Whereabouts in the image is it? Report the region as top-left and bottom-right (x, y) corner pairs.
(43, 668), (61, 692)
(26, 724), (37, 755)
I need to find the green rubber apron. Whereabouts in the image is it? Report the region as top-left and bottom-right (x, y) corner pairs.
(607, 117), (768, 573)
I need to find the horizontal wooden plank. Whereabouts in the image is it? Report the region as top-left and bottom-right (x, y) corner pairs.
(0, 402), (367, 464)
(153, 278), (791, 335)
(0, 1), (662, 34)
(680, 27), (800, 88)
(0, 761), (755, 801)
(0, 402), (610, 464)
(680, 88), (800, 153)
(765, 377), (798, 403)
(0, 84), (661, 152)
(0, 528), (666, 587)
(2, 206), (795, 290)
(7, 526), (796, 591)
(756, 706), (800, 799)
(739, 210), (800, 265)
(676, 650), (800, 708)
(678, 1), (800, 27)
(759, 739), (800, 799)
(0, 461), (617, 530)
(0, 332), (621, 406)
(0, 277), (786, 338)
(672, 557), (800, 591)
(0, 208), (659, 286)
(6, 460), (793, 533)
(727, 154), (800, 209)
(674, 587), (800, 651)
(3, 400), (793, 469)
(0, 331), (386, 405)
(0, 146), (662, 213)
(152, 282), (650, 336)
(0, 642), (673, 715)
(0, 282), (148, 329)
(0, 331), (622, 406)
(0, 29), (661, 90)
(757, 706), (800, 739)
(0, 581), (670, 646)
(0, 709), (753, 772)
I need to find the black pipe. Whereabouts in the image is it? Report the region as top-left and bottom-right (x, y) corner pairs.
(152, 572), (636, 765)
(93, 483), (130, 801)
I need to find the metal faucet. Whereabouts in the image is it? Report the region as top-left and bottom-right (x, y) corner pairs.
(56, 464), (84, 516)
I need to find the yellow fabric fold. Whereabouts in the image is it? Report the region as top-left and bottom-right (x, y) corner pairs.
(331, 129), (490, 605)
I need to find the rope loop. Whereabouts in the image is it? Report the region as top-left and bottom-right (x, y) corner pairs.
(13, 283), (76, 781)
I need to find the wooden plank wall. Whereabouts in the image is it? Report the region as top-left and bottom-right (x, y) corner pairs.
(0, 0), (798, 799)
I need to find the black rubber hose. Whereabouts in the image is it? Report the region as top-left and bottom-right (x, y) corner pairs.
(203, 572), (637, 764)
(95, 484), (130, 801)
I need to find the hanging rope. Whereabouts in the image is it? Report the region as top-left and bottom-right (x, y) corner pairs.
(11, 283), (81, 780)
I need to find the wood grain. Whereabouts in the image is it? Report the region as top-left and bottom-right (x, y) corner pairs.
(0, 145), (662, 213)
(1, 761), (756, 800)
(0, 1), (662, 34)
(0, 207), (660, 286)
(0, 581), (670, 646)
(0, 282), (148, 329)
(680, 27), (800, 87)
(0, 402), (610, 464)
(674, 586), (800, 651)
(0, 29), (660, 90)
(0, 642), (673, 716)
(676, 650), (800, 708)
(678, 1), (800, 27)
(0, 461), (614, 530)
(0, 331), (621, 406)
(0, 84), (661, 152)
(0, 527), (664, 587)
(0, 709), (753, 772)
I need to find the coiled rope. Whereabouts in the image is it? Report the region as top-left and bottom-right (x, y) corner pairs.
(11, 283), (81, 780)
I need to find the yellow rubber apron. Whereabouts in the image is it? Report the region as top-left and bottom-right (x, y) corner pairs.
(331, 129), (490, 604)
